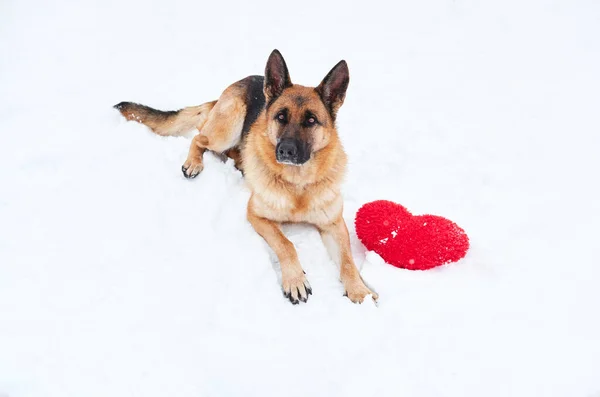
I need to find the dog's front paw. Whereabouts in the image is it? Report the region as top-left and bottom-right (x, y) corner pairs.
(182, 158), (204, 179)
(344, 279), (378, 304)
(282, 272), (312, 305)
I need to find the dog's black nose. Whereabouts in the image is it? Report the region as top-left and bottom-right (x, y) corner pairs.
(276, 139), (299, 163)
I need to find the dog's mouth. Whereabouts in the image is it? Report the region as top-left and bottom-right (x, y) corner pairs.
(276, 159), (306, 166)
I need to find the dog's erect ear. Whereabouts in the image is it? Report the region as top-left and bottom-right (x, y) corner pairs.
(315, 60), (349, 119)
(264, 49), (292, 105)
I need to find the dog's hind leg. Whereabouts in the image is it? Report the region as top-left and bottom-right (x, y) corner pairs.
(182, 84), (247, 179)
(181, 134), (210, 178)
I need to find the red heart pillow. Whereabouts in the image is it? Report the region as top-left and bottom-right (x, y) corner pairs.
(355, 200), (469, 270)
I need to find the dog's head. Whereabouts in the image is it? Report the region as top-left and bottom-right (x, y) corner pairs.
(263, 50), (349, 166)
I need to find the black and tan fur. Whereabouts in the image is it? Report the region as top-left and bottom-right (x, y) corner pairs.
(115, 50), (377, 304)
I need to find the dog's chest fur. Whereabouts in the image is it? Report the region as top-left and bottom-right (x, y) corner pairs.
(249, 176), (343, 225)
(243, 130), (347, 226)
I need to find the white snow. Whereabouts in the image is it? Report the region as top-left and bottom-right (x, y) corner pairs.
(1, 0), (600, 396)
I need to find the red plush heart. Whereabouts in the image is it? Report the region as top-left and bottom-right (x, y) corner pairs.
(355, 200), (469, 270)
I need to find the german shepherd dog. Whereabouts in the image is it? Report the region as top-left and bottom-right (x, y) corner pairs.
(115, 50), (377, 304)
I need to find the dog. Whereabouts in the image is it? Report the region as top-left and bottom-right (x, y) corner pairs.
(115, 50), (378, 304)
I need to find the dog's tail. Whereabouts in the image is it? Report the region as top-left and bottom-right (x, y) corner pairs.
(114, 100), (217, 136)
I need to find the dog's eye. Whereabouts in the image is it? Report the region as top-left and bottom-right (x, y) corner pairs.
(305, 116), (317, 126)
(276, 112), (287, 123)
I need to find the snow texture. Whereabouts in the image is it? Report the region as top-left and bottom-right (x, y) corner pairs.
(1, 0), (599, 396)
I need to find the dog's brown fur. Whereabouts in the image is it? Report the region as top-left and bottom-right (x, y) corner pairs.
(114, 101), (217, 137)
(115, 50), (377, 304)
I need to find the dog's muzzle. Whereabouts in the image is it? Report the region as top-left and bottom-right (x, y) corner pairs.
(276, 138), (310, 165)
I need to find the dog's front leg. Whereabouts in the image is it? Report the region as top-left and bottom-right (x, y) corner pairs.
(247, 204), (312, 304)
(319, 216), (378, 303)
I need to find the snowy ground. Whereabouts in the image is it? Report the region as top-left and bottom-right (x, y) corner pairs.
(1, 0), (600, 396)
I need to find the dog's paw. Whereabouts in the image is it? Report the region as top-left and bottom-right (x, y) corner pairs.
(282, 273), (312, 305)
(344, 279), (378, 304)
(182, 158), (204, 179)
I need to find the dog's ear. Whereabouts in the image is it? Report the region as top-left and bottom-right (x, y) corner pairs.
(315, 60), (349, 119)
(264, 49), (292, 105)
